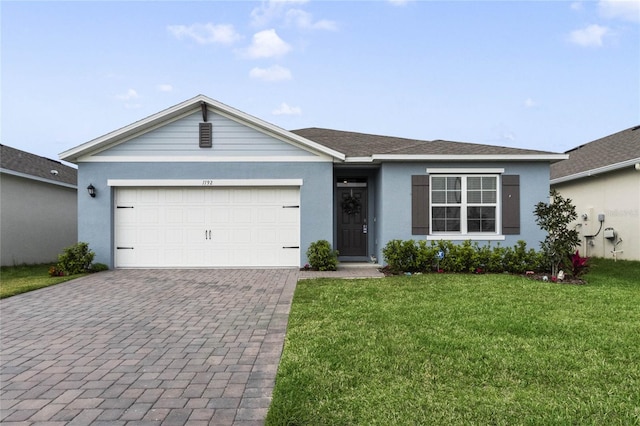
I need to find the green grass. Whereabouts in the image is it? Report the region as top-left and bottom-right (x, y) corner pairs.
(267, 258), (640, 425)
(0, 264), (87, 299)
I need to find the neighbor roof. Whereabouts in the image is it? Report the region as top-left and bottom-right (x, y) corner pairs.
(292, 128), (566, 162)
(1, 144), (77, 187)
(550, 125), (640, 184)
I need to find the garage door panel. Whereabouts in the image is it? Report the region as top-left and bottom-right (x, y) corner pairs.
(115, 186), (300, 267)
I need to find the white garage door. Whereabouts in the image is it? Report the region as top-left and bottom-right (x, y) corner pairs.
(115, 187), (300, 267)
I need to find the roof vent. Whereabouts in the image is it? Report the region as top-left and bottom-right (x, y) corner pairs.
(199, 122), (212, 148)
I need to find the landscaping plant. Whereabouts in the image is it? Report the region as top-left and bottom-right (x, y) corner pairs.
(534, 189), (581, 277)
(306, 240), (339, 271)
(54, 241), (95, 275)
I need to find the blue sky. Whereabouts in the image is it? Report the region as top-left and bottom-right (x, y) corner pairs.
(2, 0), (639, 162)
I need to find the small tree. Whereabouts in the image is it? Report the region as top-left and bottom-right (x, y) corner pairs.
(534, 189), (581, 277)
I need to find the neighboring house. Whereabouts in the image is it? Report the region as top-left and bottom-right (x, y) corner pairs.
(60, 95), (566, 269)
(551, 125), (640, 261)
(1, 145), (78, 266)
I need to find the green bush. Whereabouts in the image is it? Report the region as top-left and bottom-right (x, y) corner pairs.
(56, 242), (95, 275)
(382, 239), (543, 274)
(306, 240), (339, 271)
(89, 262), (109, 273)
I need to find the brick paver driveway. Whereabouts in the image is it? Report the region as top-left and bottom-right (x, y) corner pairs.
(1, 269), (298, 425)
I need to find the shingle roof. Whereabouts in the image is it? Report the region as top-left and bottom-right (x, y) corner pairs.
(291, 127), (561, 158)
(550, 125), (640, 181)
(1, 144), (77, 186)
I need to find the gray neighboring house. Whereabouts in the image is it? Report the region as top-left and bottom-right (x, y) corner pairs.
(551, 125), (640, 261)
(60, 94), (567, 269)
(1, 145), (78, 266)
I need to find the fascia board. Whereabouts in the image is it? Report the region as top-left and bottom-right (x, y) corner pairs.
(551, 157), (640, 185)
(0, 168), (77, 189)
(60, 94), (345, 163)
(370, 154), (570, 162)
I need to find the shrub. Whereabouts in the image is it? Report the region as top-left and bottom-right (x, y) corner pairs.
(570, 250), (589, 278)
(382, 239), (543, 275)
(89, 262), (109, 273)
(534, 189), (581, 277)
(306, 240), (339, 271)
(56, 242), (95, 275)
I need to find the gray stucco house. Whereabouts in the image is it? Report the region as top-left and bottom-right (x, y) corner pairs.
(60, 95), (567, 269)
(1, 145), (78, 266)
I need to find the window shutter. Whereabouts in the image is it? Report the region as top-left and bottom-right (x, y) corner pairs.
(502, 175), (520, 235)
(199, 123), (212, 148)
(412, 175), (429, 235)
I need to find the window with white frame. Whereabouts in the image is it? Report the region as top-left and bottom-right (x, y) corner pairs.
(430, 175), (498, 234)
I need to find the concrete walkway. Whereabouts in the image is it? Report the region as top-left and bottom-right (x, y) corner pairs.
(0, 265), (382, 425)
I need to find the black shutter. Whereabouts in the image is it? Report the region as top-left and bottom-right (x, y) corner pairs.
(502, 175), (520, 235)
(199, 123), (212, 148)
(412, 175), (429, 235)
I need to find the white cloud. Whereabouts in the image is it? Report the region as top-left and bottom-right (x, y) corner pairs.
(243, 29), (292, 58)
(272, 102), (302, 115)
(388, 0), (411, 5)
(251, 0), (336, 30)
(251, 0), (309, 27)
(569, 24), (610, 46)
(157, 84), (173, 92)
(285, 9), (337, 31)
(115, 89), (139, 100)
(599, 0), (640, 22)
(524, 98), (538, 108)
(249, 65), (292, 82)
(168, 23), (241, 45)
(570, 2), (584, 11)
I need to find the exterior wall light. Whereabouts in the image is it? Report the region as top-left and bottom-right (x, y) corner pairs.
(87, 184), (96, 198)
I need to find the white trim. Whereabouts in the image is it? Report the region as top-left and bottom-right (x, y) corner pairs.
(77, 155), (333, 163)
(427, 168), (505, 174)
(371, 154), (568, 162)
(427, 235), (506, 241)
(0, 168), (77, 190)
(551, 157), (640, 185)
(108, 179), (303, 187)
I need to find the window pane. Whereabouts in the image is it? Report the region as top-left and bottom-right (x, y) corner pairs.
(484, 177), (497, 190)
(484, 191), (496, 203)
(467, 207), (495, 232)
(432, 177), (446, 190)
(432, 206), (460, 232)
(432, 191), (446, 203)
(468, 190), (481, 203)
(468, 177), (481, 190)
(447, 190), (461, 204)
(446, 177), (461, 190)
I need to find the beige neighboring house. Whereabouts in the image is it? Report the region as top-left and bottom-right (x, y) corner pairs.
(1, 145), (78, 266)
(550, 125), (640, 261)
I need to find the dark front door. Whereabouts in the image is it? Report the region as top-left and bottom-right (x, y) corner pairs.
(336, 184), (367, 257)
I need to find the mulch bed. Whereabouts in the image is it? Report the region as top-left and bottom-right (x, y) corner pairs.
(378, 266), (587, 284)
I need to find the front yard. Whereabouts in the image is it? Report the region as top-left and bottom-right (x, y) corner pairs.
(0, 264), (86, 299)
(267, 258), (640, 425)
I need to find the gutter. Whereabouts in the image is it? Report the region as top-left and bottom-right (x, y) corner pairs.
(551, 157), (640, 185)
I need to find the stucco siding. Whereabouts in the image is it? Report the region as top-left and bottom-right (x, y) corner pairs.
(375, 162), (550, 264)
(553, 167), (639, 260)
(95, 111), (316, 158)
(1, 174), (77, 265)
(77, 161), (333, 267)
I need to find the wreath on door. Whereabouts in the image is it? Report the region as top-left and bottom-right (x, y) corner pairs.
(342, 195), (361, 215)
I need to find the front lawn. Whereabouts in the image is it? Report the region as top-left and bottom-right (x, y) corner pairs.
(0, 264), (86, 299)
(267, 259), (640, 425)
